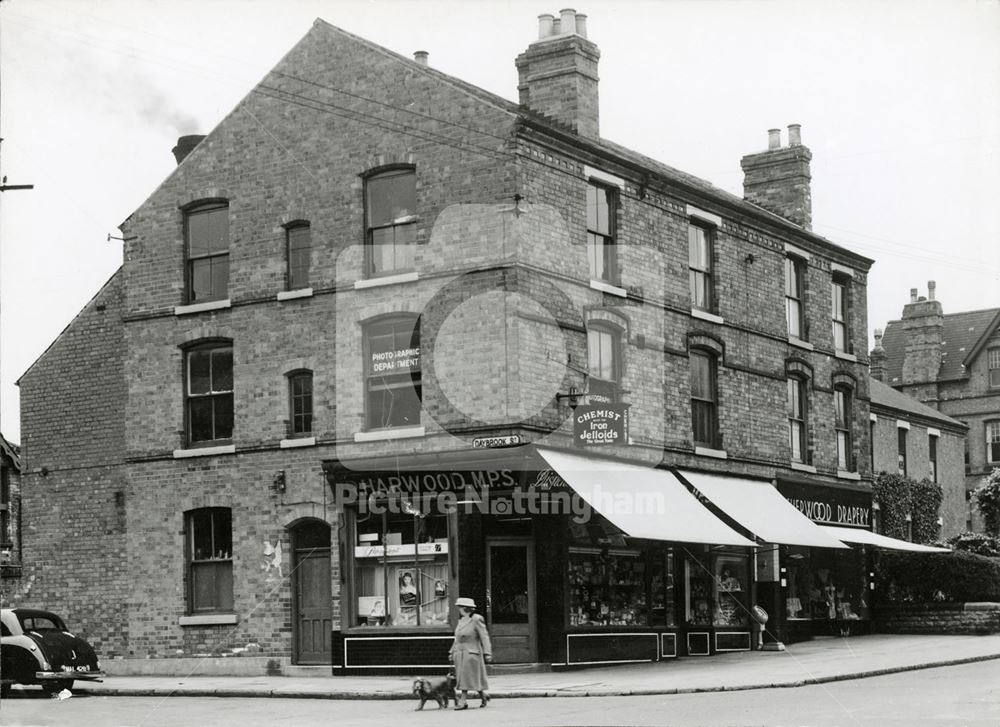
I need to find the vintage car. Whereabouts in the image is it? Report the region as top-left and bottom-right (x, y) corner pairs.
(1, 608), (104, 695)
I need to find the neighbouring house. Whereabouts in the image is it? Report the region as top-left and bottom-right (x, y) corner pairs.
(868, 377), (967, 539)
(0, 432), (22, 579)
(871, 284), (1000, 532)
(18, 10), (938, 675)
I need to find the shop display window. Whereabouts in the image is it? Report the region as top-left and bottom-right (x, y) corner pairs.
(568, 548), (647, 626)
(352, 505), (450, 628)
(712, 554), (748, 627)
(684, 553), (713, 626)
(784, 546), (869, 623)
(650, 548), (678, 628)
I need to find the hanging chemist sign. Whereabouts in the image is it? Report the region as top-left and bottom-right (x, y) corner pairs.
(573, 404), (629, 447)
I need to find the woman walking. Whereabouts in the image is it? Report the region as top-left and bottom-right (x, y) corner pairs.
(448, 597), (492, 709)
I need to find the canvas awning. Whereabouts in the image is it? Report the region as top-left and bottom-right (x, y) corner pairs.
(818, 525), (951, 553)
(535, 448), (755, 547)
(676, 470), (850, 549)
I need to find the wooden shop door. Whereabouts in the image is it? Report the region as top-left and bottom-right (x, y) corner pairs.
(292, 520), (332, 665)
(485, 539), (537, 663)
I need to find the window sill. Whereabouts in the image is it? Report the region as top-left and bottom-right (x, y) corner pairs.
(691, 309), (724, 325)
(173, 444), (236, 459)
(695, 446), (728, 459)
(179, 614), (239, 627)
(788, 337), (814, 351)
(589, 279), (627, 298)
(354, 272), (419, 290)
(354, 426), (426, 442)
(175, 299), (231, 316)
(834, 350), (857, 362)
(276, 288), (313, 301)
(836, 470), (862, 481)
(280, 436), (316, 449)
(790, 462), (817, 473)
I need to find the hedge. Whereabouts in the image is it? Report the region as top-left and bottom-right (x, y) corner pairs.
(876, 550), (1000, 603)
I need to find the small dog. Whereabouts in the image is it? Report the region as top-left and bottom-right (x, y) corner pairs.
(412, 673), (456, 710)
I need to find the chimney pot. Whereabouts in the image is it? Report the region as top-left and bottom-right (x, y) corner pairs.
(918, 296), (926, 302)
(910, 288), (918, 302)
(413, 50), (428, 65)
(575, 13), (588, 37)
(767, 128), (781, 150)
(171, 134), (205, 165)
(788, 123), (802, 146)
(560, 8), (577, 34)
(928, 280), (936, 300)
(538, 13), (554, 38)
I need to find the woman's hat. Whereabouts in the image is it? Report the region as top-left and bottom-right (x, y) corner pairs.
(454, 597), (476, 609)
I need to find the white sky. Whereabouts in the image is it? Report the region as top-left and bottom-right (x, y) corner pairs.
(1, 0), (998, 443)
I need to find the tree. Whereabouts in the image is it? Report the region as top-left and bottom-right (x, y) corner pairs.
(972, 468), (1000, 537)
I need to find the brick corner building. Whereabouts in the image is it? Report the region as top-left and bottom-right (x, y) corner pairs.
(18, 10), (938, 675)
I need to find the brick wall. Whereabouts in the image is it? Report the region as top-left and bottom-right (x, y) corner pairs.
(875, 602), (1000, 634)
(14, 271), (129, 657)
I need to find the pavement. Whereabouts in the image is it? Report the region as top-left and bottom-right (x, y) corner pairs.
(57, 633), (1000, 700)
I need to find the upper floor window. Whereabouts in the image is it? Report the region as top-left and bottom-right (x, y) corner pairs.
(989, 348), (1000, 388)
(365, 317), (421, 429)
(286, 223), (311, 290)
(897, 427), (908, 477)
(987, 420), (1000, 464)
(366, 169), (416, 277)
(587, 325), (621, 404)
(928, 434), (938, 482)
(834, 386), (853, 471)
(787, 376), (808, 463)
(586, 182), (616, 282)
(785, 256), (806, 339)
(186, 202), (229, 303)
(289, 371), (313, 436)
(688, 223), (714, 312)
(186, 507), (233, 613)
(831, 277), (850, 353)
(690, 350), (719, 449)
(186, 342), (234, 445)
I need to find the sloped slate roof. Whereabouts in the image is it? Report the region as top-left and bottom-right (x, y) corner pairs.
(0, 433), (20, 470)
(882, 307), (1000, 384)
(869, 378), (966, 431)
(312, 20), (872, 268)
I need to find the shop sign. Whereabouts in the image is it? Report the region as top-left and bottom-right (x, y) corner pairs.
(472, 434), (522, 448)
(573, 404), (629, 447)
(776, 481), (872, 528)
(369, 346), (420, 374)
(336, 469), (519, 495)
(354, 542), (449, 558)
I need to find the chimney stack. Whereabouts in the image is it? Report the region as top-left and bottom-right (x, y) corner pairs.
(870, 328), (887, 383)
(516, 9), (601, 139)
(172, 134), (205, 165)
(740, 125), (813, 229)
(901, 283), (945, 386)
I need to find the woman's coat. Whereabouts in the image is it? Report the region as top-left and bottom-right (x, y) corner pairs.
(449, 613), (492, 691)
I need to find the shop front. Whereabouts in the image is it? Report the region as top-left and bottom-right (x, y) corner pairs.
(774, 480), (875, 642)
(322, 446), (758, 674)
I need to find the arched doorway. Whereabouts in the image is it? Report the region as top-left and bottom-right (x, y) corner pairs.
(291, 519), (332, 665)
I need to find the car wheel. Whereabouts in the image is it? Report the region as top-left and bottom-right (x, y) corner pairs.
(41, 680), (73, 695)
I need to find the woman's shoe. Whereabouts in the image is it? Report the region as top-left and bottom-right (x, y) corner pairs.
(454, 693), (468, 710)
(480, 692), (490, 707)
